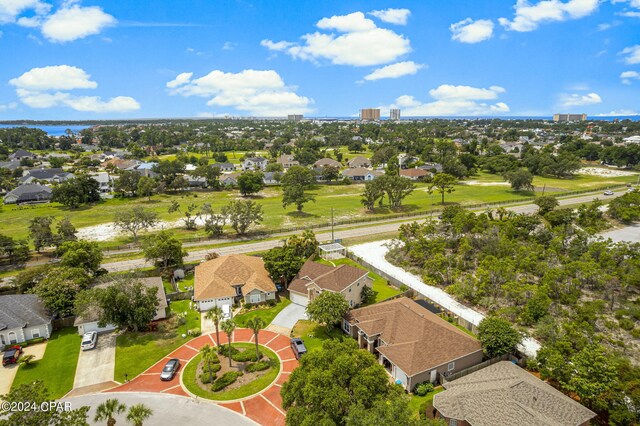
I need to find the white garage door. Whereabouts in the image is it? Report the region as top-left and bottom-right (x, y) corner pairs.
(289, 292), (309, 307)
(78, 322), (116, 335)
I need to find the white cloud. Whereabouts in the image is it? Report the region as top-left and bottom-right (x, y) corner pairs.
(450, 18), (494, 43)
(41, 3), (116, 42)
(558, 92), (602, 107)
(363, 61), (424, 81)
(0, 102), (18, 112)
(9, 65), (139, 113)
(619, 45), (640, 64)
(222, 41), (237, 50)
(596, 109), (640, 116)
(499, 0), (599, 32)
(261, 11), (411, 67)
(368, 8), (411, 25)
(0, 0), (50, 24)
(383, 84), (510, 116)
(166, 69), (313, 116)
(621, 70), (640, 84)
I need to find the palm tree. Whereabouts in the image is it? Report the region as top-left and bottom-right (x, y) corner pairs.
(200, 344), (215, 383)
(246, 317), (265, 360)
(205, 306), (224, 346)
(220, 319), (236, 367)
(126, 404), (153, 426)
(94, 398), (126, 426)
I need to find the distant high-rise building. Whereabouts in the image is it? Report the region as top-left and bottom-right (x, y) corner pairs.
(360, 108), (381, 121)
(287, 114), (303, 121)
(553, 113), (587, 122)
(390, 109), (401, 121)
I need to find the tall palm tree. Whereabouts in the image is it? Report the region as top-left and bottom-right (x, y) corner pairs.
(205, 306), (224, 346)
(94, 398), (126, 426)
(220, 319), (236, 367)
(246, 317), (265, 360)
(200, 344), (215, 383)
(126, 404), (153, 426)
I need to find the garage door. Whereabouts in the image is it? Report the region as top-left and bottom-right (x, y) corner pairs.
(79, 322), (116, 335)
(290, 292), (309, 307)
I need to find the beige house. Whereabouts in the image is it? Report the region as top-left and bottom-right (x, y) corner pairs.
(313, 158), (342, 169)
(343, 297), (483, 391)
(288, 260), (372, 308)
(194, 255), (277, 311)
(348, 156), (371, 168)
(433, 361), (596, 426)
(276, 154), (299, 169)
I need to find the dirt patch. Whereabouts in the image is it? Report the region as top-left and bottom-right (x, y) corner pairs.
(193, 350), (273, 393)
(460, 180), (510, 186)
(579, 167), (638, 177)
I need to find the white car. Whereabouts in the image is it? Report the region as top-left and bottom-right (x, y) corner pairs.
(222, 304), (232, 320)
(603, 190), (614, 196)
(81, 331), (97, 351)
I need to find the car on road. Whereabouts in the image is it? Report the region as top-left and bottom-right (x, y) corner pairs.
(290, 338), (307, 359)
(160, 358), (180, 381)
(2, 346), (22, 366)
(603, 190), (614, 196)
(628, 188), (636, 193)
(81, 331), (97, 351)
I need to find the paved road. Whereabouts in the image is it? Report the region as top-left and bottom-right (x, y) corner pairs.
(599, 223), (640, 243)
(62, 392), (255, 426)
(73, 333), (116, 389)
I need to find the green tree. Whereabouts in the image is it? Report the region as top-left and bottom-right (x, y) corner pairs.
(262, 246), (305, 287)
(220, 319), (236, 367)
(136, 176), (156, 201)
(201, 203), (226, 237)
(504, 168), (534, 191)
(34, 267), (91, 317)
(200, 344), (218, 384)
(58, 240), (103, 273)
(13, 265), (48, 293)
(281, 166), (316, 212)
(126, 404), (153, 426)
(246, 317), (266, 360)
(192, 164), (221, 189)
(141, 231), (186, 268)
(306, 291), (350, 332)
(378, 175), (415, 208)
(55, 216), (77, 247)
(29, 216), (55, 252)
(284, 230), (319, 258)
(477, 316), (522, 358)
(320, 166), (340, 182)
(361, 179), (385, 211)
(94, 398), (126, 426)
(205, 306), (224, 346)
(237, 171), (264, 196)
(114, 170), (140, 196)
(114, 207), (159, 243)
(51, 175), (101, 208)
(565, 344), (618, 411)
(428, 173), (457, 205)
(222, 200), (263, 235)
(609, 190), (640, 223)
(534, 195), (559, 215)
(360, 286), (375, 305)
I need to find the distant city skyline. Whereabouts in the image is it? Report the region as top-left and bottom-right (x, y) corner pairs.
(0, 1), (639, 119)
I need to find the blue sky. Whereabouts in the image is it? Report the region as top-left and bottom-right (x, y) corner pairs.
(0, 0), (639, 119)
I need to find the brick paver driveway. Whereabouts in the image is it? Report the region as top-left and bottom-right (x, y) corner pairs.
(107, 328), (298, 426)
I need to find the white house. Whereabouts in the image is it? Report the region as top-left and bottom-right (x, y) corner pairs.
(0, 295), (52, 348)
(241, 157), (268, 171)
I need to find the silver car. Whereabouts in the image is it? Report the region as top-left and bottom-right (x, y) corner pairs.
(160, 358), (181, 381)
(81, 332), (97, 351)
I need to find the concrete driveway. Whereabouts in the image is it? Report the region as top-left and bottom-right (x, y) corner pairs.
(267, 303), (307, 335)
(0, 342), (47, 397)
(73, 332), (116, 389)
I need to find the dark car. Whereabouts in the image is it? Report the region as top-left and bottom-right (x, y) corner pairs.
(160, 358), (180, 381)
(2, 346), (22, 367)
(290, 338), (307, 359)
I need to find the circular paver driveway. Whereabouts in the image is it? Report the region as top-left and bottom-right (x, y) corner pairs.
(107, 328), (298, 426)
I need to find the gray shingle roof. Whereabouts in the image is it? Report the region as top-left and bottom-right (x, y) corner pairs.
(0, 294), (51, 331)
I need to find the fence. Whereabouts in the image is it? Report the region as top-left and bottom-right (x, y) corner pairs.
(52, 316), (76, 330)
(439, 353), (518, 385)
(167, 290), (193, 302)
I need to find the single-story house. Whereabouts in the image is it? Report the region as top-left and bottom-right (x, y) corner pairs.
(4, 184), (52, 204)
(418, 162), (443, 174)
(343, 297), (483, 391)
(9, 149), (37, 161)
(0, 161), (22, 171)
(0, 294), (52, 348)
(400, 168), (429, 181)
(263, 171), (281, 185)
(212, 163), (236, 172)
(19, 168), (75, 185)
(342, 168), (384, 181)
(74, 277), (168, 335)
(241, 157), (268, 171)
(289, 260), (372, 308)
(313, 158), (342, 169)
(277, 154), (299, 169)
(433, 361), (597, 426)
(219, 172), (240, 186)
(194, 254), (277, 311)
(348, 156), (371, 168)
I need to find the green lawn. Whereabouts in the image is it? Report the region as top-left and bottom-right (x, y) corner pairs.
(182, 342), (280, 401)
(11, 328), (81, 399)
(290, 320), (345, 353)
(407, 387), (444, 420)
(233, 296), (292, 327)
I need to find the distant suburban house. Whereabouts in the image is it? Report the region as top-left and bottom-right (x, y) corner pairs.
(4, 184), (52, 204)
(418, 163), (443, 174)
(0, 161), (22, 171)
(90, 172), (114, 193)
(219, 172), (240, 186)
(400, 168), (429, 181)
(623, 135), (640, 144)
(241, 156), (268, 171)
(103, 158), (140, 170)
(276, 154), (299, 169)
(342, 168), (383, 181)
(313, 158), (342, 169)
(193, 254), (277, 311)
(74, 277), (168, 335)
(348, 156), (371, 168)
(289, 260), (372, 308)
(263, 171), (281, 185)
(8, 149), (37, 161)
(186, 175), (207, 188)
(433, 361), (597, 426)
(212, 163), (236, 172)
(0, 294), (52, 347)
(343, 297), (483, 391)
(19, 168), (75, 185)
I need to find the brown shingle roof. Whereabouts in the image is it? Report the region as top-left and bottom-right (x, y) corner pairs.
(400, 168), (428, 177)
(346, 297), (481, 375)
(288, 260), (369, 294)
(314, 158), (341, 168)
(433, 361), (596, 426)
(348, 156), (371, 167)
(194, 255), (276, 301)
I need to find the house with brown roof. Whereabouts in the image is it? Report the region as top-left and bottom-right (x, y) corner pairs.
(288, 260), (372, 308)
(276, 154), (299, 169)
(400, 168), (429, 181)
(194, 254), (277, 311)
(313, 158), (342, 169)
(348, 156), (371, 168)
(433, 361), (596, 426)
(343, 297), (483, 391)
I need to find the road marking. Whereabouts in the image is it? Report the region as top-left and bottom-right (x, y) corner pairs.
(208, 334), (217, 346)
(240, 401), (246, 416)
(260, 394), (286, 416)
(160, 384), (182, 393)
(264, 334), (279, 346)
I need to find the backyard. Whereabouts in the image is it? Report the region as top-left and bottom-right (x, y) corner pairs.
(291, 320), (345, 353)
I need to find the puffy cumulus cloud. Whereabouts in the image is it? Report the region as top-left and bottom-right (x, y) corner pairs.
(166, 69), (313, 117)
(499, 0), (599, 32)
(368, 8), (411, 25)
(558, 92), (602, 107)
(619, 45), (640, 64)
(621, 70), (640, 84)
(41, 3), (116, 42)
(450, 18), (494, 43)
(0, 0), (50, 24)
(9, 65), (139, 113)
(383, 84), (510, 116)
(363, 61), (424, 81)
(261, 11), (411, 67)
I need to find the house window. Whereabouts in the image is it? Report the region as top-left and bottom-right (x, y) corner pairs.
(32, 329), (40, 339)
(0, 334), (5, 345)
(449, 420), (458, 426)
(348, 288), (352, 292)
(447, 361), (455, 371)
(250, 294), (261, 304)
(343, 321), (350, 333)
(8, 332), (17, 344)
(357, 282), (360, 287)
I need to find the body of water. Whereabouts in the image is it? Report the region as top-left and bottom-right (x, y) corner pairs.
(0, 124), (91, 136)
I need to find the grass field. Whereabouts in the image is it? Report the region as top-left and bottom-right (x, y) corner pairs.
(407, 386), (444, 420)
(233, 296), (292, 328)
(11, 328), (81, 399)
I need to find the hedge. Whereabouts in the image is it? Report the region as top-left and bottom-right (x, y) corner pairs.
(211, 371), (243, 392)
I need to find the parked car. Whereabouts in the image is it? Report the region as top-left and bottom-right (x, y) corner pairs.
(81, 331), (97, 351)
(290, 338), (307, 359)
(222, 304), (232, 320)
(160, 358), (181, 381)
(603, 190), (614, 196)
(2, 346), (22, 366)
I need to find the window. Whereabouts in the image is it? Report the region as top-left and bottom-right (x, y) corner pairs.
(348, 288), (352, 292)
(0, 334), (5, 345)
(32, 329), (40, 339)
(250, 294), (261, 304)
(357, 282), (360, 287)
(449, 420), (458, 426)
(8, 331), (17, 344)
(343, 321), (350, 333)
(447, 361), (455, 371)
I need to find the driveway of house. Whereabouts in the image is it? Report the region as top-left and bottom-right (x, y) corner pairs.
(73, 332), (116, 389)
(0, 342), (47, 397)
(268, 303), (307, 334)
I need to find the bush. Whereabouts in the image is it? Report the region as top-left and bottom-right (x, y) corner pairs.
(27, 337), (45, 345)
(631, 328), (640, 339)
(618, 318), (635, 331)
(187, 328), (201, 337)
(217, 345), (239, 357)
(526, 358), (539, 372)
(414, 382), (434, 396)
(267, 299), (277, 307)
(232, 348), (262, 362)
(246, 361), (271, 372)
(211, 371), (243, 391)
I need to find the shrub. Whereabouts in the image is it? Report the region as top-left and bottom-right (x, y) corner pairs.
(246, 361), (271, 372)
(631, 328), (640, 339)
(618, 318), (635, 331)
(267, 299), (277, 307)
(187, 328), (201, 337)
(414, 382), (434, 396)
(232, 348), (262, 362)
(217, 345), (239, 357)
(526, 358), (539, 372)
(200, 364), (222, 383)
(27, 337), (45, 345)
(211, 371), (243, 391)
